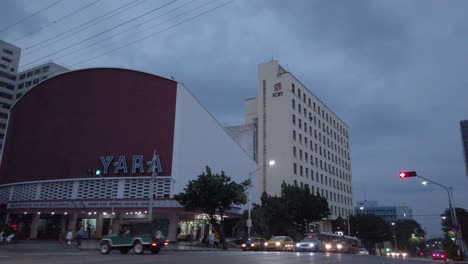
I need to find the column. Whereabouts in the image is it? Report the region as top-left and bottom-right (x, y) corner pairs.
(69, 213), (78, 236)
(95, 214), (103, 239)
(167, 213), (178, 242)
(30, 213), (39, 239)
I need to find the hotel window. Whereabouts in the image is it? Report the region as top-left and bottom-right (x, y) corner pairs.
(292, 83), (295, 94)
(300, 166), (303, 176)
(298, 88), (301, 98)
(299, 149), (303, 160)
(294, 163), (297, 174)
(292, 99), (295, 109)
(299, 118), (302, 129)
(305, 168), (309, 178)
(293, 130), (296, 141)
(292, 114), (296, 125)
(293, 146), (296, 158)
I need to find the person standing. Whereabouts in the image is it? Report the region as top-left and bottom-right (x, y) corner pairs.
(209, 232), (215, 248)
(65, 229), (73, 246)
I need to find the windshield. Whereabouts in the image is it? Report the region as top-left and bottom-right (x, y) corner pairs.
(271, 236), (286, 241)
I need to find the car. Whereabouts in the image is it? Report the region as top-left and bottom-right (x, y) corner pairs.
(241, 237), (267, 251)
(295, 235), (319, 252)
(99, 220), (169, 255)
(264, 236), (295, 252)
(357, 248), (369, 255)
(432, 250), (447, 261)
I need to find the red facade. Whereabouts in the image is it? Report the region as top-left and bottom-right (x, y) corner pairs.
(0, 68), (177, 184)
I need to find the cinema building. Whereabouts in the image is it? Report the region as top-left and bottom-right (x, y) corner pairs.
(0, 68), (256, 241)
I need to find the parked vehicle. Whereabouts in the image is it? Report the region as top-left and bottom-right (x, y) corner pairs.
(264, 236), (295, 252)
(99, 221), (169, 255)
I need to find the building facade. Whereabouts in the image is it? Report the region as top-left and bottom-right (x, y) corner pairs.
(461, 120), (468, 177)
(15, 62), (69, 101)
(0, 68), (256, 241)
(243, 61), (353, 220)
(355, 200), (413, 223)
(0, 40), (21, 152)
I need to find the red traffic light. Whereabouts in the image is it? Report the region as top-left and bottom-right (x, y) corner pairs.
(399, 171), (417, 178)
(10, 224), (17, 229)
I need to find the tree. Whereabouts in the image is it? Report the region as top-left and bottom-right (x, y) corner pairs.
(174, 166), (250, 249)
(350, 214), (392, 255)
(244, 183), (330, 241)
(441, 207), (468, 260)
(394, 219), (425, 255)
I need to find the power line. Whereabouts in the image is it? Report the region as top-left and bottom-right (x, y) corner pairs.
(12, 0), (103, 43)
(50, 0), (209, 63)
(71, 0), (234, 68)
(20, 0), (179, 70)
(0, 0), (64, 34)
(23, 0), (146, 55)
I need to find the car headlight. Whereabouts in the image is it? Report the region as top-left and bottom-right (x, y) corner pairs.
(264, 242), (268, 246)
(241, 244), (246, 247)
(402, 253), (407, 257)
(337, 244), (342, 249)
(296, 243), (301, 247)
(275, 242), (281, 246)
(325, 244), (331, 250)
(251, 243), (255, 247)
(309, 243), (314, 247)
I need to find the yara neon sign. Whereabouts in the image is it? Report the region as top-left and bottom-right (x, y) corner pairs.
(100, 155), (162, 174)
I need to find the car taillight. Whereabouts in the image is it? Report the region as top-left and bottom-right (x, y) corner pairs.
(441, 254), (446, 258)
(151, 242), (158, 246)
(432, 254), (436, 257)
(163, 240), (169, 246)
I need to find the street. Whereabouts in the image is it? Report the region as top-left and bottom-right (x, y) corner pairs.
(0, 246), (453, 264)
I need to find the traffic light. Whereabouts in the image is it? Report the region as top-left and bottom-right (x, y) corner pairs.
(451, 237), (456, 242)
(399, 171), (417, 178)
(87, 169), (102, 176)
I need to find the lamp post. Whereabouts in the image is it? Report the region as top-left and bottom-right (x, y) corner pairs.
(392, 222), (397, 251)
(247, 160), (275, 239)
(402, 171), (465, 259)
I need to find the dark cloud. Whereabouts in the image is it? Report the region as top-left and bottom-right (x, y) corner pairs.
(1, 0), (468, 236)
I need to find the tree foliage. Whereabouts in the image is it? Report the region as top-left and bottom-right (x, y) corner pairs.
(441, 207), (468, 260)
(244, 182), (330, 240)
(394, 219), (425, 254)
(174, 166), (250, 249)
(350, 214), (392, 252)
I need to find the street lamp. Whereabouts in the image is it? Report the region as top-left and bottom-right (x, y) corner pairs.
(392, 222), (398, 251)
(399, 171), (465, 259)
(247, 160), (275, 239)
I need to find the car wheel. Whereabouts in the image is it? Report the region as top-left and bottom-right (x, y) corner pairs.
(133, 241), (144, 254)
(151, 247), (160, 254)
(100, 242), (111, 255)
(120, 248), (129, 254)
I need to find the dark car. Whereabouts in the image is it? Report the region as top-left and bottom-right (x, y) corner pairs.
(295, 236), (319, 252)
(432, 250), (447, 261)
(99, 220), (169, 255)
(241, 237), (267, 251)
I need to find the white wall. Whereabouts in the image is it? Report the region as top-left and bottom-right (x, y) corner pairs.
(171, 83), (258, 205)
(245, 98), (258, 125)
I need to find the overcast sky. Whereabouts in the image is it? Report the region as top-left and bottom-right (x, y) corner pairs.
(1, 0), (468, 237)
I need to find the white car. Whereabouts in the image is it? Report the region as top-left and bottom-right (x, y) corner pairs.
(358, 248), (369, 255)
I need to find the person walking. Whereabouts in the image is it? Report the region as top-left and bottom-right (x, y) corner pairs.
(77, 227), (84, 247)
(65, 229), (73, 246)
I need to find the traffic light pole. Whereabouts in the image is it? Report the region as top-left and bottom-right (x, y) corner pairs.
(416, 175), (465, 259)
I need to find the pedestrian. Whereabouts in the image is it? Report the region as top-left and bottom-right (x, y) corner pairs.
(87, 224), (91, 240)
(66, 229), (73, 246)
(77, 227), (84, 247)
(209, 232), (215, 248)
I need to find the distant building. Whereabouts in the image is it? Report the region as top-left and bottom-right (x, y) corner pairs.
(0, 40), (21, 152)
(461, 120), (468, 177)
(15, 62), (69, 101)
(238, 60), (353, 224)
(355, 200), (413, 223)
